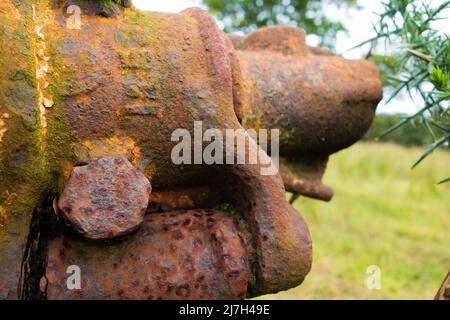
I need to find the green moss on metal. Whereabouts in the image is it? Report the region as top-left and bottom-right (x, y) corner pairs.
(43, 39), (78, 190)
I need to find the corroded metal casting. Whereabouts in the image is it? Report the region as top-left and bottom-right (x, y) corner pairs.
(0, 0), (382, 300)
(229, 26), (382, 200)
(46, 210), (250, 300)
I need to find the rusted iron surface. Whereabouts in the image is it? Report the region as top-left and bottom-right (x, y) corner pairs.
(230, 26), (383, 200)
(147, 186), (224, 213)
(0, 0), (382, 300)
(58, 155), (151, 240)
(45, 210), (250, 300)
(279, 156), (333, 202)
(217, 164), (312, 296)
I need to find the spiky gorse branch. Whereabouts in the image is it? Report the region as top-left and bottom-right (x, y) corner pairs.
(359, 0), (450, 183)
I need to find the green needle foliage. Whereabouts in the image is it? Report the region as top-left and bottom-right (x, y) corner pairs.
(359, 0), (450, 182)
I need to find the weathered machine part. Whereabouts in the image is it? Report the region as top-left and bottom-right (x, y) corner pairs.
(45, 210), (250, 300)
(57, 155), (151, 240)
(279, 156), (333, 202)
(435, 270), (450, 300)
(229, 26), (383, 201)
(0, 0), (382, 300)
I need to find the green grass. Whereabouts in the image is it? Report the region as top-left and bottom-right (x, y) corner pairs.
(261, 142), (450, 300)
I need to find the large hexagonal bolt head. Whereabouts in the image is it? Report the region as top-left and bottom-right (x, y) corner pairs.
(58, 155), (152, 240)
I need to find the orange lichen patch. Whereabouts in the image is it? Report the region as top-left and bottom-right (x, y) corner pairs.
(0, 206), (7, 228)
(74, 136), (137, 163)
(143, 163), (157, 180)
(131, 145), (142, 166)
(0, 113), (9, 143)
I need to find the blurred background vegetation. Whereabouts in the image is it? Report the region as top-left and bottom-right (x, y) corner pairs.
(262, 142), (450, 299)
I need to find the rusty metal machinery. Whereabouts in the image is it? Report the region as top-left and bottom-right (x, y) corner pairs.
(0, 0), (382, 300)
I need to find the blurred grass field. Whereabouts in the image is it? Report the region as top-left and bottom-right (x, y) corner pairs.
(261, 142), (450, 300)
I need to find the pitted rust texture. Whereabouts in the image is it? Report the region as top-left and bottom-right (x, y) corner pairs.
(279, 155), (333, 201)
(45, 210), (250, 300)
(218, 165), (312, 296)
(58, 155), (151, 240)
(0, 0), (382, 300)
